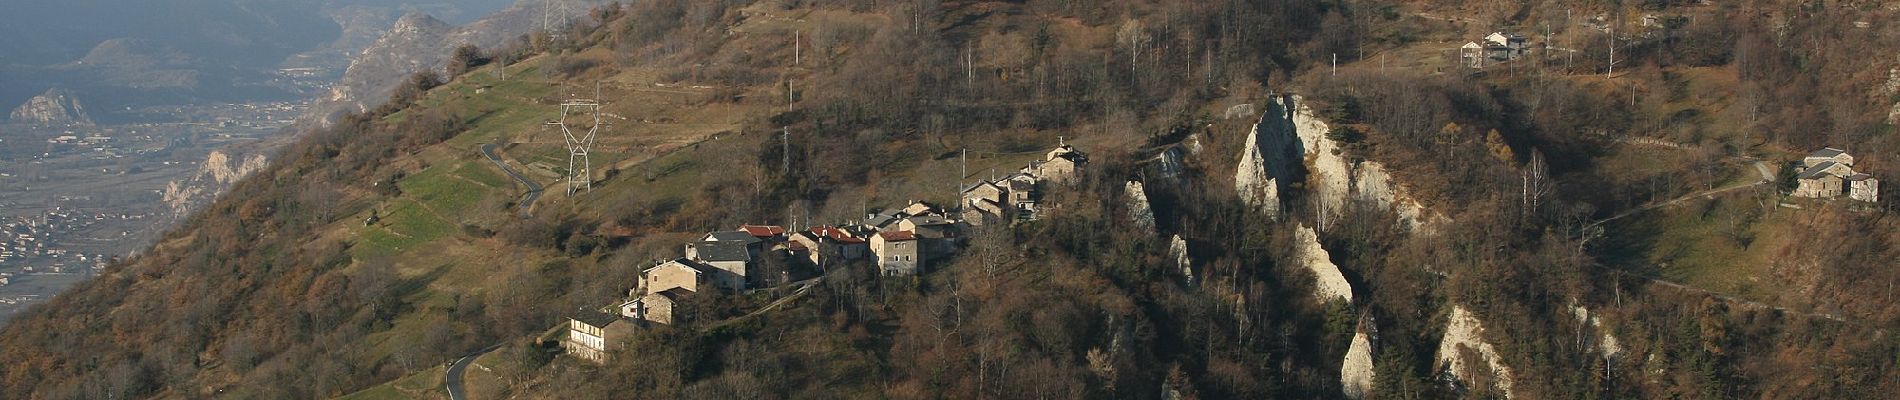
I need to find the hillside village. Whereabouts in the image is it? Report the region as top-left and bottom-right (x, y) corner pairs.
(565, 142), (1088, 362)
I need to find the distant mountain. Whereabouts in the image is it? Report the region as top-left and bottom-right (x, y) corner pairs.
(0, 0), (519, 119)
(313, 0), (610, 121)
(8, 88), (93, 126)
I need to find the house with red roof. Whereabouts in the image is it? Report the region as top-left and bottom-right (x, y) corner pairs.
(871, 230), (922, 276)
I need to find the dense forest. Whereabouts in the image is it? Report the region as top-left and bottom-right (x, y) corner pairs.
(2, 0), (1899, 399)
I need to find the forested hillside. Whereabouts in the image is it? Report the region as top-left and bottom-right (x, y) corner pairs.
(2, 1), (1899, 399)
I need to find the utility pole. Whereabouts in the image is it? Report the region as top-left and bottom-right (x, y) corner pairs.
(1331, 53), (1337, 77)
(782, 126), (791, 172)
(960, 148), (968, 181)
(793, 30), (800, 65)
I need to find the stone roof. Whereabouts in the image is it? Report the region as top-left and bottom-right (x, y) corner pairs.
(1798, 161), (1842, 180)
(1848, 173), (1876, 181)
(691, 241), (752, 262)
(655, 287), (694, 302)
(704, 230), (762, 244)
(962, 180), (1001, 194)
(644, 258), (714, 276)
(1809, 147), (1846, 158)
(572, 310), (622, 328)
(878, 230), (917, 241)
(864, 212), (903, 228)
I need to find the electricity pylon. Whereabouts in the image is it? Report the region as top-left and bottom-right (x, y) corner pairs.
(547, 96), (606, 196)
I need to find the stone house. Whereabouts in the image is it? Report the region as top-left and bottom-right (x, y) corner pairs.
(961, 180), (1010, 224)
(902, 201), (944, 218)
(871, 230), (922, 276)
(789, 226), (867, 267)
(638, 258), (713, 296)
(566, 310), (635, 363)
(1485, 32), (1528, 52)
(1005, 174), (1039, 220)
(900, 215), (960, 257)
(637, 288), (695, 325)
(1850, 174), (1881, 203)
(1036, 144), (1087, 183)
(1793, 148), (1880, 202)
(685, 240), (752, 290)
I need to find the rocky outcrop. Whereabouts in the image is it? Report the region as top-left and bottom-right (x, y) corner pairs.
(1233, 94), (1441, 230)
(1569, 304), (1624, 359)
(1222, 103), (1254, 120)
(1341, 318), (1378, 400)
(1354, 161), (1439, 230)
(1235, 98), (1307, 218)
(1235, 123), (1281, 217)
(162, 150), (269, 219)
(9, 88), (92, 126)
(1437, 306), (1515, 398)
(1145, 146), (1187, 185)
(1295, 225), (1352, 303)
(1126, 181), (1156, 234)
(1170, 235), (1193, 285)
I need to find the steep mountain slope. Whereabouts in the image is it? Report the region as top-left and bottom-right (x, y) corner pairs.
(3, 1), (1900, 400)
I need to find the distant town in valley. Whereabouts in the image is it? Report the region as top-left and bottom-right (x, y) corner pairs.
(0, 93), (313, 321)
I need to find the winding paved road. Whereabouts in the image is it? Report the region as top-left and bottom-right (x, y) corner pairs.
(479, 143), (543, 218)
(446, 344), (502, 400)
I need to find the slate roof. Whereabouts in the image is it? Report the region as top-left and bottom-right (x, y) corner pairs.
(704, 230), (763, 244)
(1798, 161), (1841, 180)
(962, 180), (1001, 194)
(1847, 173), (1876, 181)
(655, 287), (694, 302)
(878, 230), (918, 241)
(907, 215), (953, 227)
(691, 241), (752, 262)
(644, 258), (714, 276)
(572, 310), (622, 328)
(864, 212), (903, 228)
(1809, 147), (1846, 158)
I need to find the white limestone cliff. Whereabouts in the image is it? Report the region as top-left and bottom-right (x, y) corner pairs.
(162, 150), (269, 219)
(1234, 94), (1441, 230)
(1235, 120), (1281, 218)
(1437, 306), (1515, 398)
(1170, 234), (1193, 285)
(1125, 181), (1156, 235)
(1341, 319), (1377, 399)
(9, 88), (92, 126)
(1295, 225), (1353, 303)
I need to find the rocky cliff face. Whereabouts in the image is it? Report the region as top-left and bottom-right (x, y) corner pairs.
(1234, 94), (1441, 230)
(1294, 224), (1353, 303)
(1235, 101), (1299, 218)
(1437, 306), (1516, 398)
(9, 88), (92, 126)
(312, 0), (608, 122)
(1125, 181), (1156, 235)
(1170, 234), (1193, 285)
(161, 150), (270, 219)
(1341, 319), (1377, 400)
